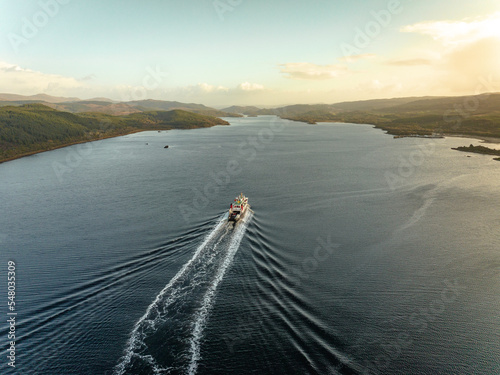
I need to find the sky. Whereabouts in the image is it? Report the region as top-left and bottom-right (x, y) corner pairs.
(1, 0), (500, 107)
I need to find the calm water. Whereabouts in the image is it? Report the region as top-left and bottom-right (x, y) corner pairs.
(1, 116), (499, 374)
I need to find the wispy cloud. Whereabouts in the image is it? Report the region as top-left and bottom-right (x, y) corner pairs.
(151, 82), (269, 106)
(237, 82), (265, 91)
(399, 12), (500, 94)
(0, 61), (86, 95)
(197, 82), (229, 93)
(337, 53), (376, 63)
(357, 79), (404, 95)
(171, 82), (261, 95)
(279, 62), (349, 80)
(438, 36), (500, 92)
(79, 74), (97, 82)
(401, 12), (500, 46)
(386, 58), (433, 66)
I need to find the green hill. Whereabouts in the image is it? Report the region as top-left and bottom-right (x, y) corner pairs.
(123, 109), (231, 129)
(0, 104), (229, 162)
(0, 96), (242, 118)
(125, 100), (241, 118)
(268, 93), (500, 139)
(329, 96), (442, 112)
(225, 94), (500, 139)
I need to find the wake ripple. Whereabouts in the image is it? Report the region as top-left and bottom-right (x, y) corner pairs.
(114, 212), (252, 375)
(187, 213), (252, 374)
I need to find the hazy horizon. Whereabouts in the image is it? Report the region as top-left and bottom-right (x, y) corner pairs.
(1, 0), (500, 106)
(2, 91), (499, 111)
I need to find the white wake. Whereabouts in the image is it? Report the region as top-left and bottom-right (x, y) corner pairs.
(114, 212), (252, 375)
(114, 215), (227, 375)
(187, 213), (252, 374)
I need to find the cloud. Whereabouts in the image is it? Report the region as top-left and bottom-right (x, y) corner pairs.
(386, 58), (433, 66)
(401, 12), (500, 46)
(172, 82), (262, 95)
(197, 82), (229, 93)
(237, 82), (265, 91)
(337, 53), (376, 63)
(151, 81), (269, 106)
(279, 62), (349, 80)
(79, 74), (97, 82)
(438, 37), (500, 92)
(398, 12), (500, 95)
(357, 79), (403, 95)
(0, 61), (86, 95)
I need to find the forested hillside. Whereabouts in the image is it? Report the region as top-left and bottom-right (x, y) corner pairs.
(234, 93), (500, 138)
(0, 104), (229, 162)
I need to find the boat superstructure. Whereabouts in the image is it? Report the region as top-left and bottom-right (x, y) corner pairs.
(228, 193), (249, 222)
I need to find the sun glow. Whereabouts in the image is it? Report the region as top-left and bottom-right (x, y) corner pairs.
(402, 12), (500, 46)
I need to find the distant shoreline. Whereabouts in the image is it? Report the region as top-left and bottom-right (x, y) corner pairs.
(445, 134), (500, 144)
(311, 120), (500, 145)
(3, 116), (500, 165)
(0, 129), (148, 164)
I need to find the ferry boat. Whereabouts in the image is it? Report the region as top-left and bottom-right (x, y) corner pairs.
(228, 193), (249, 222)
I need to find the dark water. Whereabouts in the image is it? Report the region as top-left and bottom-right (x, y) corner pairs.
(1, 116), (499, 374)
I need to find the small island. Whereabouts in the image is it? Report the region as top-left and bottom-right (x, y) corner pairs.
(452, 144), (500, 161)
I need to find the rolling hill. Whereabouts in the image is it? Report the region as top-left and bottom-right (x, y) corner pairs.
(0, 104), (229, 162)
(0, 94), (242, 118)
(228, 94), (500, 138)
(126, 100), (240, 118)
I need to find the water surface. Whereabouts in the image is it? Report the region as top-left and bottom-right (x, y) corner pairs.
(1, 116), (499, 374)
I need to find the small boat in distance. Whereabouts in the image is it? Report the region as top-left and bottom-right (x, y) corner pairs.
(228, 193), (249, 222)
